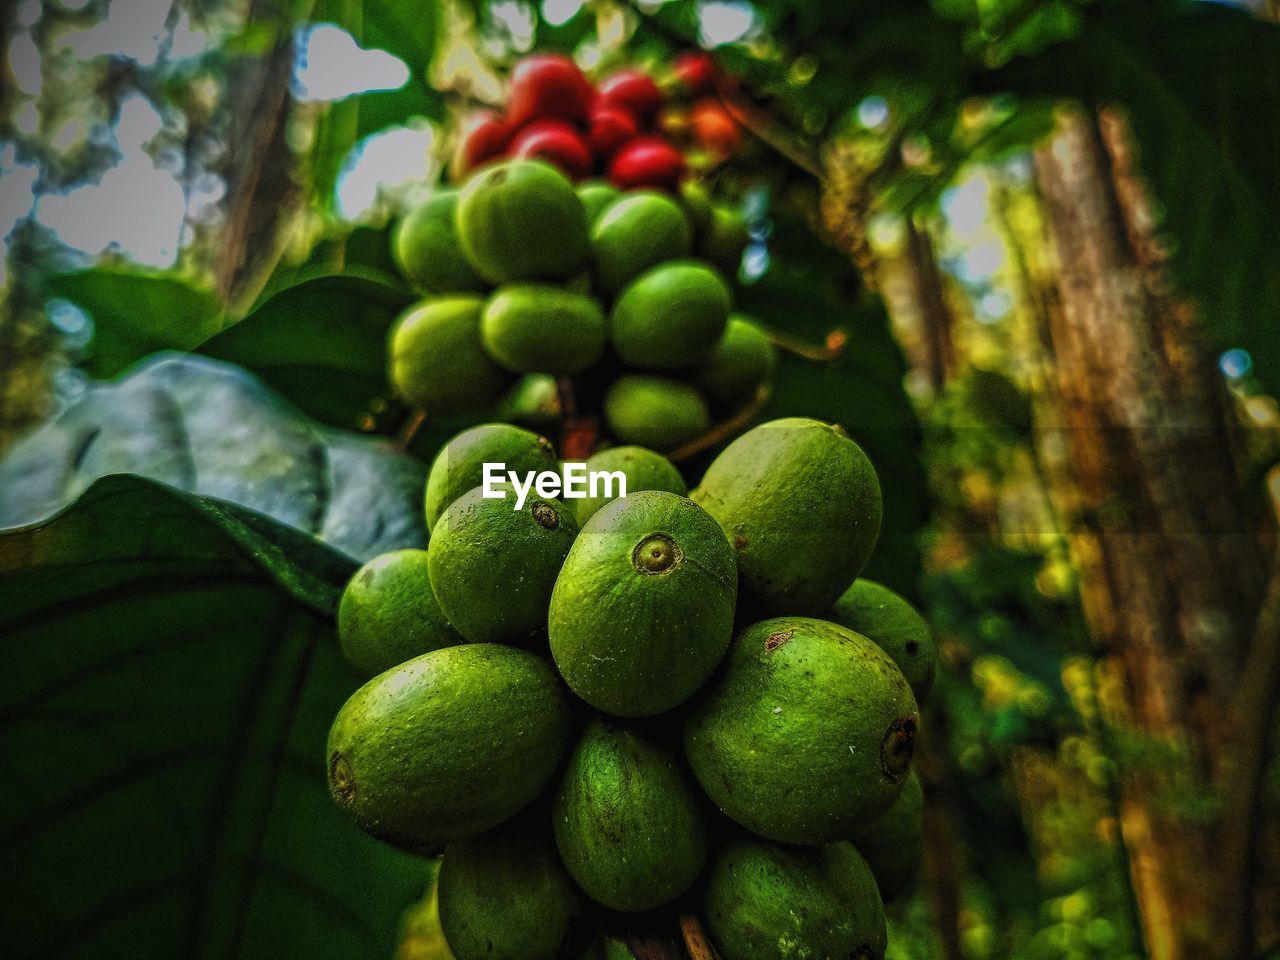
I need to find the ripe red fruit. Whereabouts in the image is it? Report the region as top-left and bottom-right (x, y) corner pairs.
(511, 120), (593, 180)
(454, 110), (511, 175)
(692, 98), (741, 157)
(608, 137), (687, 192)
(507, 53), (593, 128)
(588, 105), (639, 160)
(596, 69), (663, 125)
(674, 51), (717, 95)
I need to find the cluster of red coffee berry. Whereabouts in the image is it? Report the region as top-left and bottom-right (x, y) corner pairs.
(451, 51), (741, 190)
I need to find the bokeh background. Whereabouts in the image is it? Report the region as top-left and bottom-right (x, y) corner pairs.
(1, 2), (1278, 960)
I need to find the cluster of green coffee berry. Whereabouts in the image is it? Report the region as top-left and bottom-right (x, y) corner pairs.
(329, 412), (937, 960)
(387, 158), (773, 454)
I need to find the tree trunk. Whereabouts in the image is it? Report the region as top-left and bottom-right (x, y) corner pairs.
(1033, 106), (1273, 960)
(902, 219), (956, 394)
(215, 2), (300, 307)
(917, 730), (966, 960)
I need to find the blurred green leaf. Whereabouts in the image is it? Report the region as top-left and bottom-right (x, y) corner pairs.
(355, 84), (443, 136)
(308, 0), (444, 207)
(0, 353), (428, 561)
(360, 0), (438, 76)
(644, 0), (701, 43)
(247, 225), (405, 309)
(354, 0), (444, 134)
(533, 9), (596, 54)
(202, 266), (413, 431)
(46, 269), (224, 378)
(0, 474), (426, 960)
(312, 101), (364, 213)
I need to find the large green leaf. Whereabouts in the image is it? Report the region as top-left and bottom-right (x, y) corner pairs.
(0, 353), (428, 562)
(990, 2), (1280, 396)
(0, 475), (427, 960)
(46, 269), (224, 378)
(245, 226), (405, 309)
(201, 266), (413, 431)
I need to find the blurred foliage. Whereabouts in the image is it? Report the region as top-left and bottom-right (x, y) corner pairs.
(44, 267), (224, 376)
(908, 367), (1145, 959)
(308, 0), (447, 208)
(200, 264), (411, 431)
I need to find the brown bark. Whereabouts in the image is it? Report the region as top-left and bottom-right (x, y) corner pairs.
(902, 219), (956, 394)
(1218, 556), (1280, 960)
(679, 915), (721, 960)
(215, 3), (299, 306)
(1033, 106), (1273, 960)
(917, 729), (965, 960)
